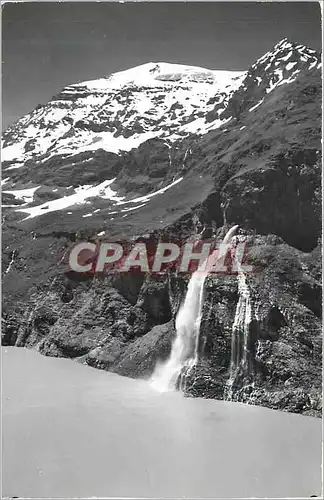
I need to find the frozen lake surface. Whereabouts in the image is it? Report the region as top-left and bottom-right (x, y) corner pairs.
(2, 346), (322, 498)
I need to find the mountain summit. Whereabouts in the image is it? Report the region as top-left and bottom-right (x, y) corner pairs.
(2, 63), (246, 168)
(2, 38), (320, 171)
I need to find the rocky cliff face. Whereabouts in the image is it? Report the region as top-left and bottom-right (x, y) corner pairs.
(1, 38), (322, 417)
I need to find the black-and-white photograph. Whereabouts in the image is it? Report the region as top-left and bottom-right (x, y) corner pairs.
(1, 1), (322, 498)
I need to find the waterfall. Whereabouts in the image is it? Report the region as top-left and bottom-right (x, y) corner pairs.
(151, 269), (207, 392)
(5, 250), (17, 274)
(225, 252), (254, 401)
(151, 225), (239, 392)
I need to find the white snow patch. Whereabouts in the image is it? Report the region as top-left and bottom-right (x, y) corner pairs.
(117, 177), (183, 206)
(281, 51), (292, 62)
(3, 186), (40, 204)
(5, 164), (24, 171)
(309, 60), (318, 70)
(180, 117), (207, 134)
(286, 62), (298, 71)
(1, 143), (26, 162)
(248, 99), (264, 112)
(277, 71), (299, 88)
(16, 179), (123, 219)
(256, 51), (273, 65)
(203, 116), (231, 133)
(46, 129), (163, 158)
(76, 63), (246, 92)
(182, 115), (231, 137)
(266, 69), (284, 94)
(120, 203), (147, 213)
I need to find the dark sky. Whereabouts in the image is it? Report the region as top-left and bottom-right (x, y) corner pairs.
(2, 1), (322, 130)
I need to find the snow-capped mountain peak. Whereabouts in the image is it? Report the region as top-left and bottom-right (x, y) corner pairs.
(253, 37), (320, 74)
(1, 62), (246, 168)
(213, 37), (321, 122)
(77, 62), (245, 90)
(1, 39), (321, 186)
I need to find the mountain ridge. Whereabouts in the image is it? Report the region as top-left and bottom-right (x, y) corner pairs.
(2, 38), (320, 169)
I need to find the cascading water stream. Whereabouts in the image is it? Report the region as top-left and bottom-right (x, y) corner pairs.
(224, 241), (256, 401)
(151, 269), (207, 392)
(151, 225), (239, 392)
(225, 265), (252, 400)
(5, 250), (17, 274)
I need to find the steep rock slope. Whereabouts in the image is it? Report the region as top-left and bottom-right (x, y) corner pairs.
(1, 38), (322, 416)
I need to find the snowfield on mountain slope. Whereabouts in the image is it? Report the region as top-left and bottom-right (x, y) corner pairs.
(11, 177), (184, 220)
(1, 63), (246, 166)
(2, 186), (41, 204)
(76, 62), (244, 89)
(15, 180), (122, 220)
